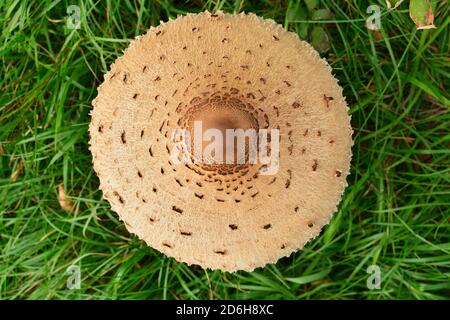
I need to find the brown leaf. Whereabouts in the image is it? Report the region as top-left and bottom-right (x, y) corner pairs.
(409, 0), (436, 30)
(386, 0), (405, 9)
(11, 160), (24, 182)
(57, 185), (75, 213)
(370, 29), (384, 41)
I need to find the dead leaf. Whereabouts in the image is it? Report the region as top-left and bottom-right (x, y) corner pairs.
(57, 185), (75, 213)
(386, 0), (405, 9)
(11, 160), (24, 182)
(370, 29), (384, 41)
(409, 0), (436, 29)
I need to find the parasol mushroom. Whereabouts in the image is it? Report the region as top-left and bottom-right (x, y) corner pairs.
(89, 11), (353, 272)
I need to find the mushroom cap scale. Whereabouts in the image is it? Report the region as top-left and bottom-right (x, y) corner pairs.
(89, 11), (353, 272)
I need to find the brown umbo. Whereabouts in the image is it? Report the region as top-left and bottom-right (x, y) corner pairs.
(89, 11), (353, 272)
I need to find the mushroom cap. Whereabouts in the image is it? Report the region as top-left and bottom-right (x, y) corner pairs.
(89, 11), (353, 272)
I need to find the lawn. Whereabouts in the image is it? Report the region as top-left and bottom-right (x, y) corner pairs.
(0, 0), (449, 299)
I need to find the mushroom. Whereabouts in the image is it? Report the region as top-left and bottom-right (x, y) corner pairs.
(89, 11), (353, 272)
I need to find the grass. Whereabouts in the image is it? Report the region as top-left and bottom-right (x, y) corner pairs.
(0, 0), (449, 300)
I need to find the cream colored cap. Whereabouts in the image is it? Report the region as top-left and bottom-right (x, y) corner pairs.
(89, 11), (353, 272)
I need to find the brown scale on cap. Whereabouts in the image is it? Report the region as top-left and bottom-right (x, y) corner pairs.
(89, 11), (353, 272)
